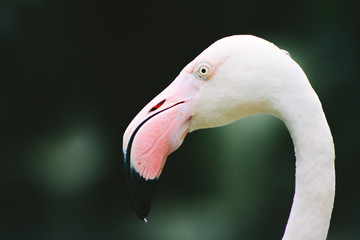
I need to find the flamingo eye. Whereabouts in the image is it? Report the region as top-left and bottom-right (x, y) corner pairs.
(196, 63), (211, 80)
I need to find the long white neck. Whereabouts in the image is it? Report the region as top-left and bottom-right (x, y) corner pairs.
(274, 86), (335, 240)
(188, 36), (335, 239)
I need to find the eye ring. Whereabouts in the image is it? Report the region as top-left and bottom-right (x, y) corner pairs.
(196, 62), (212, 80)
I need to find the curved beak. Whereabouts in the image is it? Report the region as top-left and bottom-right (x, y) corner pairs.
(123, 72), (201, 221)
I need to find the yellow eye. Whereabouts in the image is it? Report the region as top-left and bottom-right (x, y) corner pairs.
(196, 63), (211, 80)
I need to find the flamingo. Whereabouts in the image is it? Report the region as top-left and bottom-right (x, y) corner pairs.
(123, 35), (335, 240)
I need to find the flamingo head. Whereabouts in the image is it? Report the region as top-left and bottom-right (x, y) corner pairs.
(122, 35), (297, 220)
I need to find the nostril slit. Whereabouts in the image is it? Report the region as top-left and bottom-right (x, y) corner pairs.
(149, 99), (166, 112)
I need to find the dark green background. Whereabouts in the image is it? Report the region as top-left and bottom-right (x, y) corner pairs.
(1, 0), (359, 239)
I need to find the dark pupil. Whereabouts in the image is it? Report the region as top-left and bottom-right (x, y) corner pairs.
(201, 68), (207, 74)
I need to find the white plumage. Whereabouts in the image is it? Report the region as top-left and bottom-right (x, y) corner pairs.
(123, 35), (335, 240)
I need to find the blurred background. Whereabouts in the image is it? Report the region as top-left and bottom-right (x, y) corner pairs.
(1, 0), (359, 239)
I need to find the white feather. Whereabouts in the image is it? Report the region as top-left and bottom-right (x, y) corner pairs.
(187, 35), (335, 240)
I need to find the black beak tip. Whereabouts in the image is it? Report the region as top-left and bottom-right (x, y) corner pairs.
(125, 167), (156, 222)
(134, 209), (149, 223)
(124, 118), (159, 222)
(130, 189), (152, 221)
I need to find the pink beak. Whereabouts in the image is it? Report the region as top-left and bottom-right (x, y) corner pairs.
(123, 71), (201, 220)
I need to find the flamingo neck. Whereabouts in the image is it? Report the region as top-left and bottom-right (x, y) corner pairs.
(277, 93), (335, 240)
